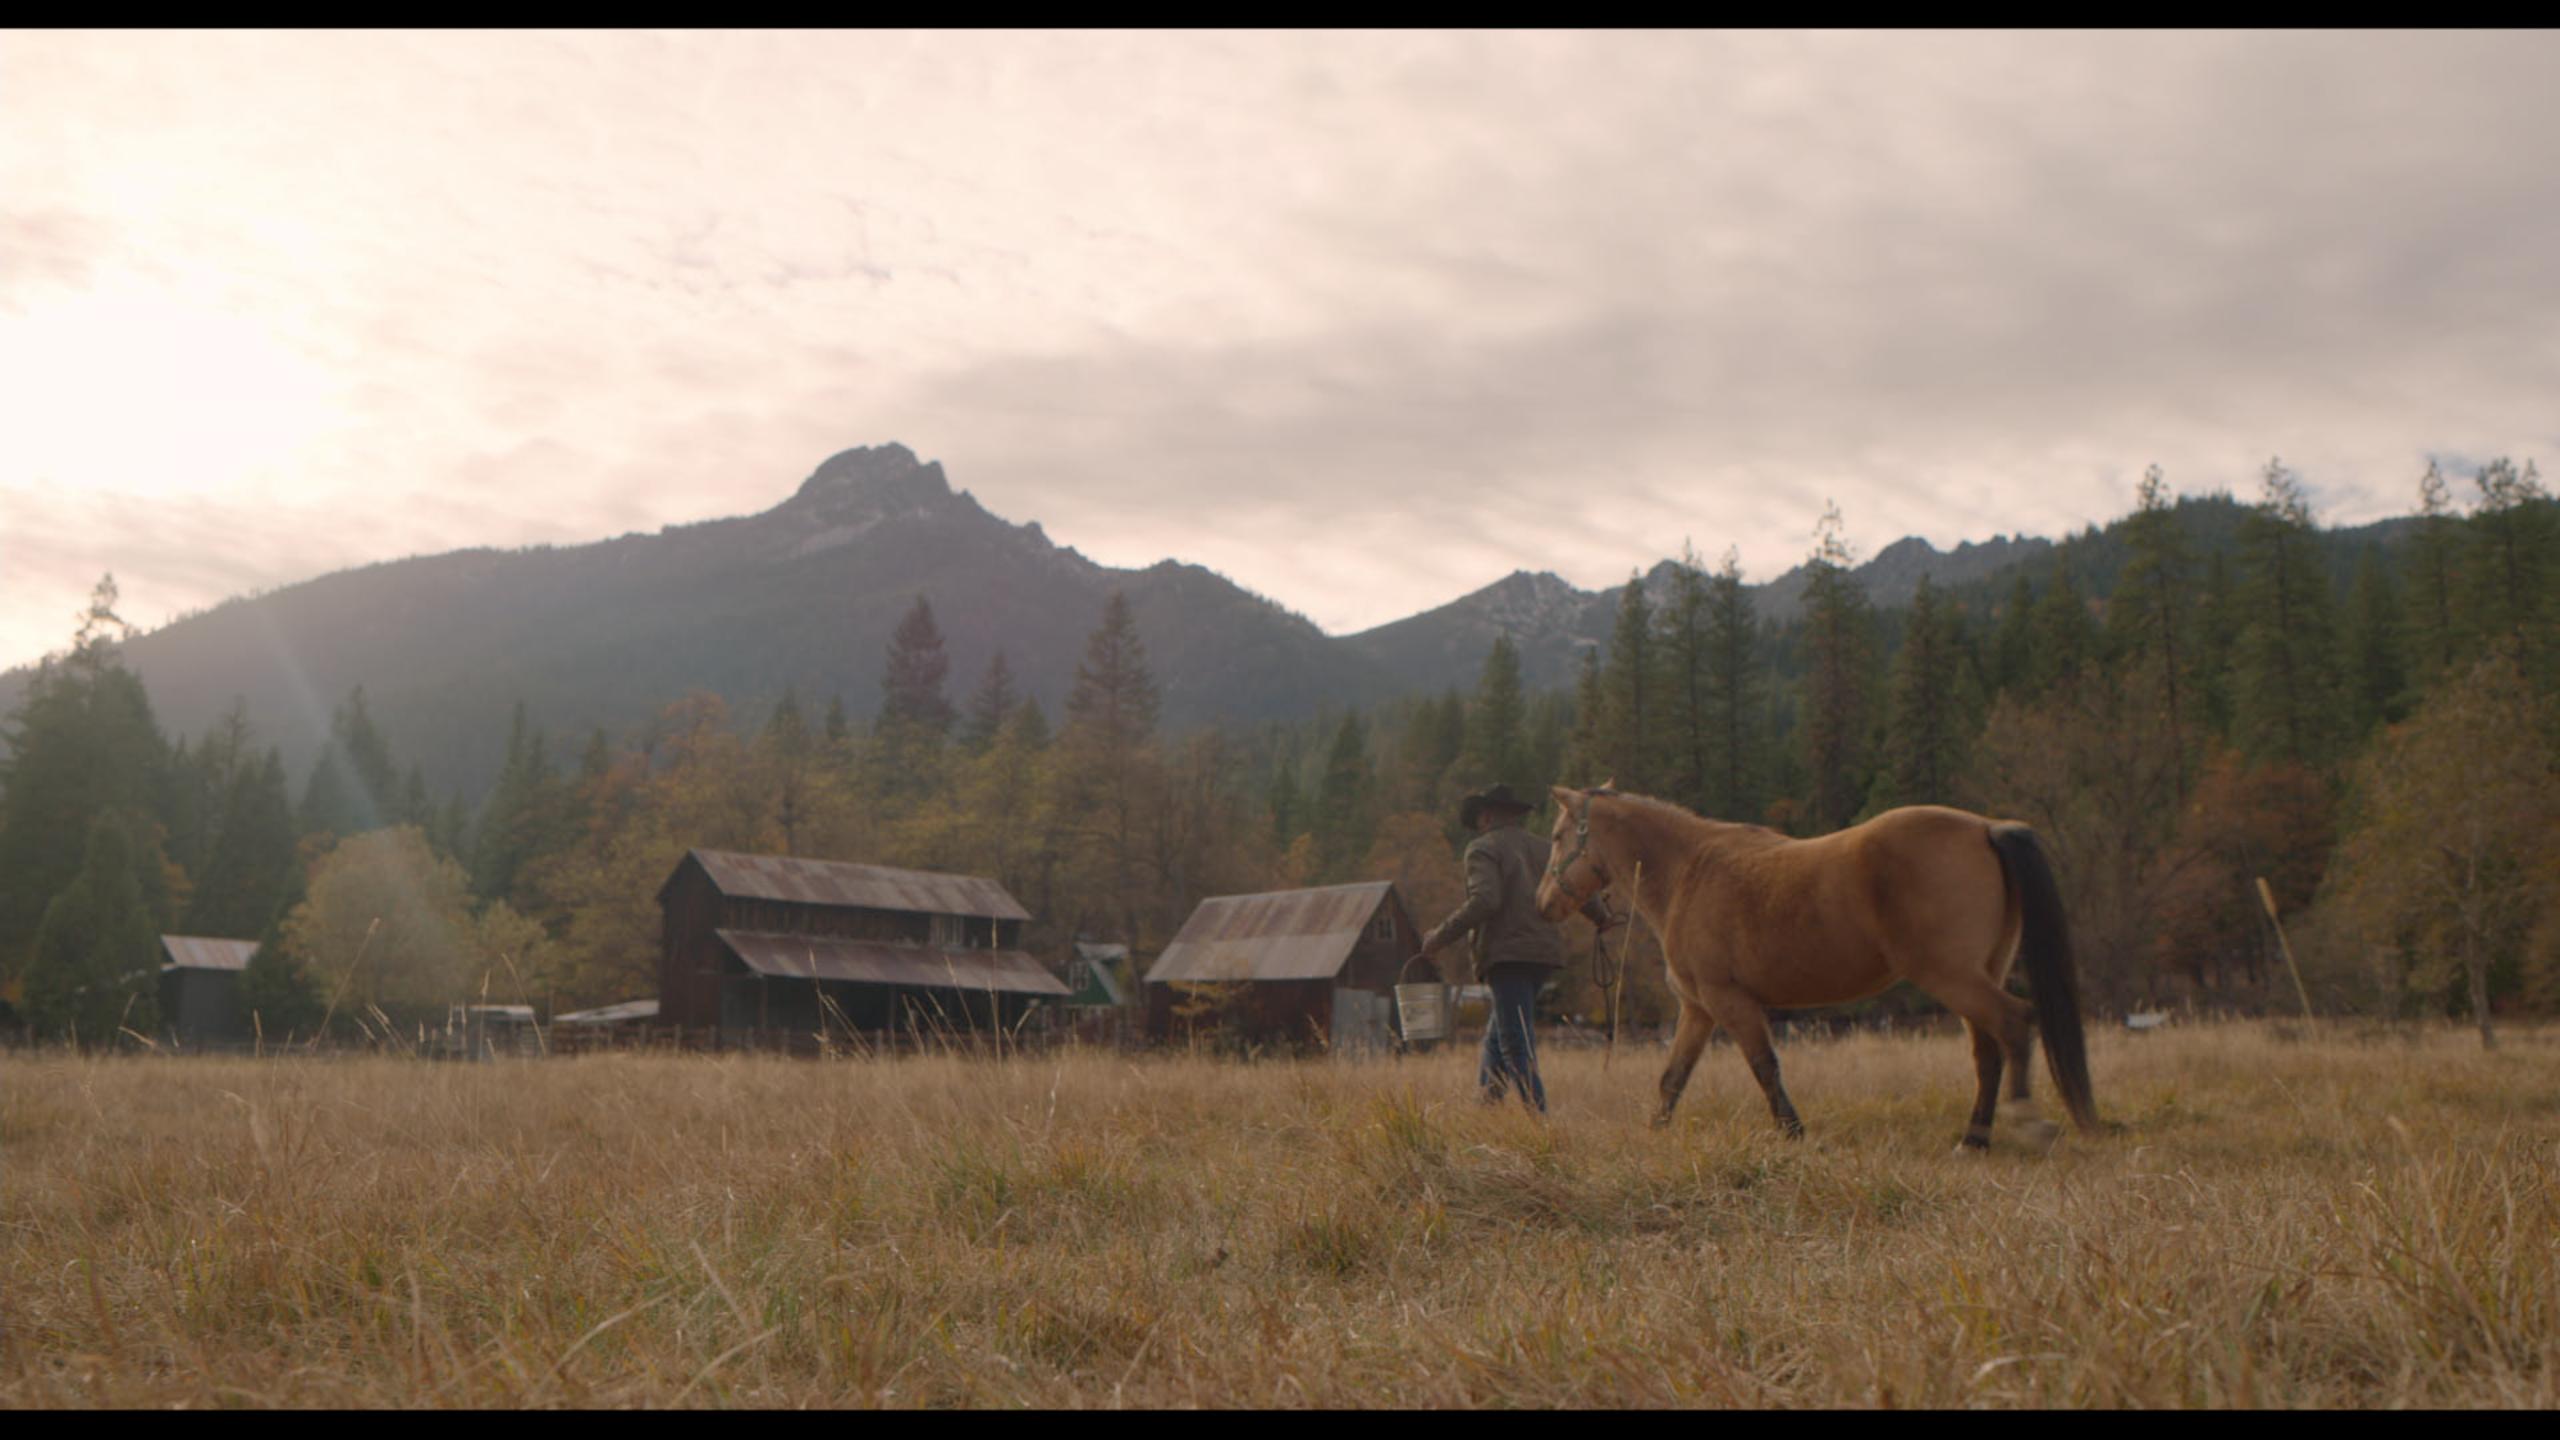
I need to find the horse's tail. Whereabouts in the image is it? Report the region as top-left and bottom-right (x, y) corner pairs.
(1988, 823), (2100, 1134)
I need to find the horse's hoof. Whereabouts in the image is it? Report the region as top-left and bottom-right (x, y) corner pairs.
(1953, 1141), (1988, 1157)
(2017, 1118), (2061, 1149)
(1649, 1113), (1673, 1132)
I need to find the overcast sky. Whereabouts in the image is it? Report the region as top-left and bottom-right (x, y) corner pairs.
(6, 29), (2558, 671)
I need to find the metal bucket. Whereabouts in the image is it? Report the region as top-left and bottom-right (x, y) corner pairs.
(1395, 982), (1452, 1044)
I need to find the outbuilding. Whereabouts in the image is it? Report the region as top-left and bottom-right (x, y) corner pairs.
(159, 935), (257, 1051)
(655, 849), (1068, 1050)
(1142, 881), (1421, 1053)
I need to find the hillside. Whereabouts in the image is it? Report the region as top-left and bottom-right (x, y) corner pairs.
(1, 445), (2424, 799)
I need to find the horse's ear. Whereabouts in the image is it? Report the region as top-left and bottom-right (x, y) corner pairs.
(1598, 777), (1617, 795)
(1550, 785), (1578, 808)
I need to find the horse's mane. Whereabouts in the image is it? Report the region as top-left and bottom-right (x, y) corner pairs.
(1590, 788), (1785, 849)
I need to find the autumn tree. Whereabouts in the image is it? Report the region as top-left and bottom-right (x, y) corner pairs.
(1961, 680), (2189, 1014)
(2322, 654), (2559, 1048)
(292, 826), (550, 1031)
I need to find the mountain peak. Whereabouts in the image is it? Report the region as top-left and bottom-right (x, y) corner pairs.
(786, 443), (952, 518)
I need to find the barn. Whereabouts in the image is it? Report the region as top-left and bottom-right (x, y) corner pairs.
(1142, 881), (1421, 1053)
(656, 849), (1068, 1049)
(159, 935), (257, 1050)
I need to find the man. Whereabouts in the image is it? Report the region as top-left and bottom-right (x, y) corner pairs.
(1413, 782), (1616, 1112)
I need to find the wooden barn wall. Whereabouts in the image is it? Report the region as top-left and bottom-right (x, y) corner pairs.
(657, 860), (729, 1033)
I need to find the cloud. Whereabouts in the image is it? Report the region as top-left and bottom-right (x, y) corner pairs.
(4, 30), (2560, 664)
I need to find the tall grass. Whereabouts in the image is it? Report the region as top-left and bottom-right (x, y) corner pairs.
(3, 1023), (2554, 1406)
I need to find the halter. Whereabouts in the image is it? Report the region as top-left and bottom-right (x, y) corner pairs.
(1545, 788), (1612, 910)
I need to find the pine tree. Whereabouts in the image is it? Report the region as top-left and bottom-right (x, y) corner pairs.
(297, 741), (351, 839)
(2108, 465), (2194, 797)
(2403, 460), (2465, 688)
(1876, 574), (1971, 809)
(1598, 571), (1661, 791)
(0, 577), (169, 975)
(1267, 751), (1304, 848)
(2232, 458), (2344, 768)
(2191, 549), (2242, 741)
(24, 812), (164, 1047)
(1055, 592), (1162, 943)
(758, 688), (816, 854)
(1658, 546), (1713, 811)
(471, 703), (559, 904)
(2464, 457), (2556, 685)
(182, 746), (298, 939)
(873, 596), (958, 803)
(961, 651), (1020, 757)
(2343, 543), (2408, 738)
(429, 789), (471, 863)
(1991, 571), (2037, 698)
(1700, 548), (1766, 822)
(1798, 501), (1877, 832)
(400, 765), (431, 828)
(1563, 645), (1608, 784)
(2028, 563), (2099, 699)
(238, 838), (322, 1042)
(1314, 712), (1373, 882)
(880, 595), (958, 736)
(1458, 633), (1530, 790)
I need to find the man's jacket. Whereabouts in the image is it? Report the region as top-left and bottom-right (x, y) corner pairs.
(1421, 821), (1608, 974)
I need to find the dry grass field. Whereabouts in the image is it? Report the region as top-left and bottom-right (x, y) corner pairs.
(5, 1022), (2557, 1408)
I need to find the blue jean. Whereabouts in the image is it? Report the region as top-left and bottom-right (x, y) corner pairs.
(1477, 964), (1548, 1113)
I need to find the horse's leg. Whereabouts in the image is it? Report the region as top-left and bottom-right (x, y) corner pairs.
(1960, 1019), (2004, 1152)
(1918, 972), (2037, 1149)
(1700, 985), (1803, 1139)
(2007, 1020), (2037, 1102)
(1653, 1001), (1715, 1129)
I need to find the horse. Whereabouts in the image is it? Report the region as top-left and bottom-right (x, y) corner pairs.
(1535, 785), (2099, 1151)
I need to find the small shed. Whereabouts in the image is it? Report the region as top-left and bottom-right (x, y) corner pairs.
(1065, 941), (1131, 1008)
(159, 935), (257, 1051)
(1143, 881), (1421, 1054)
(657, 849), (1069, 1049)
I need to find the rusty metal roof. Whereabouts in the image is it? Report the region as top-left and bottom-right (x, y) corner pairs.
(1144, 882), (1403, 984)
(160, 936), (258, 972)
(717, 930), (1070, 997)
(675, 849), (1030, 921)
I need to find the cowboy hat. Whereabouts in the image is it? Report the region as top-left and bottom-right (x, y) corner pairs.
(1459, 782), (1536, 828)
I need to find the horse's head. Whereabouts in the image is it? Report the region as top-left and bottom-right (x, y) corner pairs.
(1538, 782), (1611, 921)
